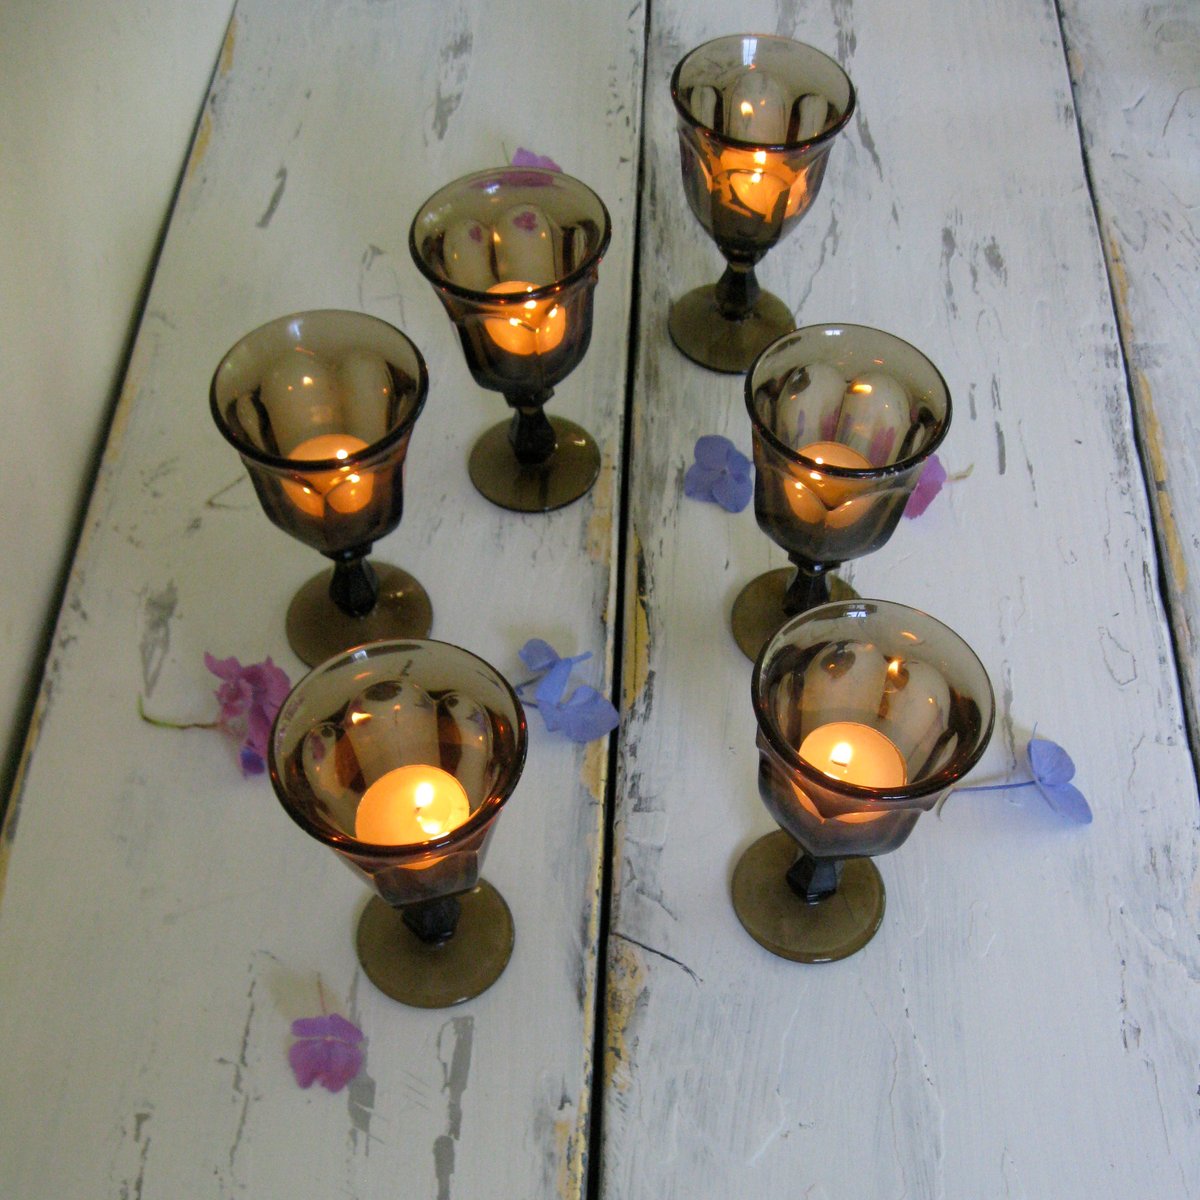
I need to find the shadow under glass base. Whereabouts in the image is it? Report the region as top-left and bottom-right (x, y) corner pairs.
(355, 882), (514, 1007)
(468, 416), (601, 512)
(668, 284), (795, 374)
(285, 560), (433, 668)
(731, 567), (859, 662)
(731, 830), (885, 963)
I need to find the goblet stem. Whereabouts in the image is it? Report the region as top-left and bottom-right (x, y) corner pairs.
(786, 850), (844, 903)
(782, 557), (838, 613)
(400, 894), (463, 946)
(714, 262), (762, 321)
(505, 391), (557, 466)
(329, 553), (380, 618)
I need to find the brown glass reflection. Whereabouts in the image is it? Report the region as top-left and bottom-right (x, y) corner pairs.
(731, 324), (951, 660)
(732, 600), (995, 962)
(669, 35), (855, 372)
(410, 167), (611, 512)
(269, 639), (527, 1006)
(210, 310), (432, 666)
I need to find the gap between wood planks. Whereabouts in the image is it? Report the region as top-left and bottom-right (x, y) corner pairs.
(586, 2), (654, 1194)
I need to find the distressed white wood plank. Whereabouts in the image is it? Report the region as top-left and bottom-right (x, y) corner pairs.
(0, 3), (643, 1197)
(606, 1), (1199, 1197)
(1059, 0), (1200, 752)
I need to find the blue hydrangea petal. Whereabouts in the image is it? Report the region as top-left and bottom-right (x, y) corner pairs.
(711, 470), (752, 513)
(694, 435), (733, 468)
(1028, 737), (1076, 786)
(519, 638), (560, 673)
(1036, 781), (1093, 824)
(554, 686), (620, 742)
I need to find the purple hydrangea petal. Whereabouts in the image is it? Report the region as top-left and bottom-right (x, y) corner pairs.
(289, 1013), (365, 1092)
(291, 1013), (363, 1042)
(903, 454), (948, 519)
(511, 148), (562, 171)
(239, 744), (265, 775)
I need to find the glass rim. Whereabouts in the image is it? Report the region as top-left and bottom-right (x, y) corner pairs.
(209, 309), (429, 472)
(744, 322), (953, 477)
(750, 599), (996, 804)
(267, 637), (529, 859)
(670, 33), (857, 153)
(407, 166), (613, 304)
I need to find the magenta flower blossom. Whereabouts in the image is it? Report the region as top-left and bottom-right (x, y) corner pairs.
(139, 653), (292, 777)
(903, 454), (948, 518)
(288, 1013), (365, 1092)
(204, 653), (292, 775)
(511, 147), (561, 171)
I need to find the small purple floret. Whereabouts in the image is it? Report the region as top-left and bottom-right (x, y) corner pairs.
(904, 454), (948, 519)
(204, 653), (291, 778)
(684, 435), (752, 513)
(289, 1013), (365, 1093)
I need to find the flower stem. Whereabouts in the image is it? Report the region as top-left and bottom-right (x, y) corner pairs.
(137, 694), (217, 732)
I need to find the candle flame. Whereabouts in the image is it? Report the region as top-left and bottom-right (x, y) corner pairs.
(850, 382), (873, 394)
(301, 375), (314, 386)
(349, 711), (370, 724)
(740, 101), (755, 117)
(413, 781), (434, 809)
(830, 742), (854, 767)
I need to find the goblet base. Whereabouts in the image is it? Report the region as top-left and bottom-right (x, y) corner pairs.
(732, 831), (885, 963)
(355, 882), (515, 1007)
(468, 416), (600, 512)
(286, 560), (433, 667)
(731, 567), (858, 662)
(668, 284), (794, 373)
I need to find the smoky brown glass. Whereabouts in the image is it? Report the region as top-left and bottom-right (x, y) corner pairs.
(410, 167), (612, 512)
(731, 324), (951, 660)
(269, 639), (527, 1006)
(210, 310), (432, 667)
(732, 600), (995, 962)
(669, 35), (855, 372)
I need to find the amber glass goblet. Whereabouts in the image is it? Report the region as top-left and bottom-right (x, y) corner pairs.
(211, 310), (431, 667)
(669, 34), (855, 372)
(410, 166), (611, 512)
(732, 324), (951, 661)
(269, 639), (527, 1007)
(733, 600), (994, 962)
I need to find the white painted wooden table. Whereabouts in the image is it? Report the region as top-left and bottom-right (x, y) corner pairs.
(2, 1), (1197, 1198)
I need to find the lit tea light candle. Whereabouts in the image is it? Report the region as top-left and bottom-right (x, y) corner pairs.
(796, 441), (872, 472)
(785, 440), (872, 524)
(798, 721), (907, 823)
(723, 148), (788, 219)
(282, 433), (374, 518)
(484, 281), (567, 356)
(355, 764), (471, 845)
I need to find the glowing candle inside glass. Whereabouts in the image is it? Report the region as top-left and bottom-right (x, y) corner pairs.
(355, 764), (471, 845)
(282, 433), (374, 518)
(799, 721), (907, 788)
(484, 281), (567, 356)
(785, 440), (872, 525)
(721, 147), (807, 221)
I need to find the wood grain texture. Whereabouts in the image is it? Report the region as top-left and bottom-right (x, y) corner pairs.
(1058, 0), (1200, 759)
(605, 1), (1199, 1197)
(0, 2), (642, 1197)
